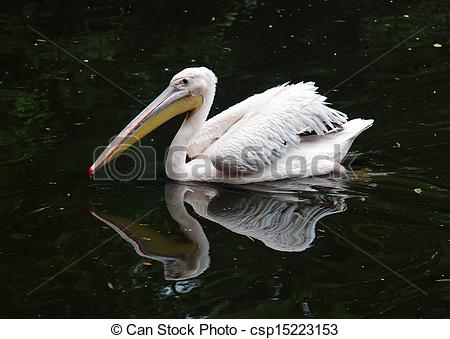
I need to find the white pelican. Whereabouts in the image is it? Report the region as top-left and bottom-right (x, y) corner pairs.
(89, 67), (373, 184)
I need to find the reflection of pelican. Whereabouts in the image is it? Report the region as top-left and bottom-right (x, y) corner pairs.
(90, 183), (210, 280)
(89, 67), (373, 183)
(183, 182), (346, 252)
(91, 179), (350, 280)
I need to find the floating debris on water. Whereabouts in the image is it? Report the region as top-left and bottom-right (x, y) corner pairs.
(29, 206), (50, 215)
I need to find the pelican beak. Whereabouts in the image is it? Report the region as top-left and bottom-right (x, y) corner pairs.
(88, 86), (203, 176)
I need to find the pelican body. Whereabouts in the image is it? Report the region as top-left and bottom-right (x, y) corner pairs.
(89, 67), (373, 184)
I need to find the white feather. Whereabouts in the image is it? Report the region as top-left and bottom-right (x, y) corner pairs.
(188, 82), (348, 173)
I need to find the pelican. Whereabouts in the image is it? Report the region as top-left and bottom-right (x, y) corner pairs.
(89, 67), (373, 184)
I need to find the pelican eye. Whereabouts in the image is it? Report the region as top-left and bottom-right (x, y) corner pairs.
(182, 78), (188, 85)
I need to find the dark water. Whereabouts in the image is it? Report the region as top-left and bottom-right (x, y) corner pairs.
(1, 0), (450, 318)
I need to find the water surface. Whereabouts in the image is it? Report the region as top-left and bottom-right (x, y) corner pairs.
(1, 0), (449, 318)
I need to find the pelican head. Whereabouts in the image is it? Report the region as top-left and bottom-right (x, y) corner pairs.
(88, 67), (217, 176)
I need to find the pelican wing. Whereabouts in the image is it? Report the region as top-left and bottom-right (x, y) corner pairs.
(189, 82), (347, 173)
(186, 87), (281, 158)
